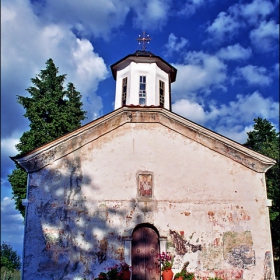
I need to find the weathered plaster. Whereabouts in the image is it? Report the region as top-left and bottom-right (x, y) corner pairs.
(16, 112), (275, 279)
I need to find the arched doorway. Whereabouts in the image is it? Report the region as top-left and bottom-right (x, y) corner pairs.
(131, 224), (161, 280)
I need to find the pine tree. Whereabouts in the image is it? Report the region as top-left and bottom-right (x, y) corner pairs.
(8, 59), (87, 217)
(244, 117), (280, 273)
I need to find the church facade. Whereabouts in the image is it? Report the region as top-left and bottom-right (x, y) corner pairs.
(14, 49), (276, 280)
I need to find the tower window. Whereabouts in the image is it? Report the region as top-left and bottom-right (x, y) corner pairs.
(122, 77), (127, 106)
(159, 80), (165, 107)
(139, 76), (146, 105)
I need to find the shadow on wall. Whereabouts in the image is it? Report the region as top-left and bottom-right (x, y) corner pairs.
(23, 155), (136, 280)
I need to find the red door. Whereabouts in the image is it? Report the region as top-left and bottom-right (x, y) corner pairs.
(132, 226), (160, 280)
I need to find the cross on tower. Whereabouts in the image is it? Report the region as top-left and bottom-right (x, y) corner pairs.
(137, 31), (152, 51)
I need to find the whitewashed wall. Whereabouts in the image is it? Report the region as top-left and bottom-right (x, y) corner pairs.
(22, 120), (274, 280)
(114, 62), (170, 109)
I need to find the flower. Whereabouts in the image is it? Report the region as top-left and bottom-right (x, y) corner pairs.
(156, 251), (174, 271)
(107, 264), (120, 279)
(119, 261), (130, 271)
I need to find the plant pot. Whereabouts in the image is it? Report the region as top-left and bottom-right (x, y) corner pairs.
(162, 268), (174, 280)
(121, 270), (131, 280)
(174, 277), (183, 280)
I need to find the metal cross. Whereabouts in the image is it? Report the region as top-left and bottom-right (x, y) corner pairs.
(137, 31), (152, 51)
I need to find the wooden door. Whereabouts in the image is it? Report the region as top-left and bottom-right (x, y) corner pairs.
(132, 226), (160, 280)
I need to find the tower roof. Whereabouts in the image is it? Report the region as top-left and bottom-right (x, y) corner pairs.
(110, 50), (177, 82)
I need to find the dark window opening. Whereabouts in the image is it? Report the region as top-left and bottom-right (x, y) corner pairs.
(159, 80), (165, 107)
(122, 77), (127, 106)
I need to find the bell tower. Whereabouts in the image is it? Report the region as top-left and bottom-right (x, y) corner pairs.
(110, 32), (177, 110)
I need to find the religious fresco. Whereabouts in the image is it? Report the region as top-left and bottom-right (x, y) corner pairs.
(138, 174), (153, 198)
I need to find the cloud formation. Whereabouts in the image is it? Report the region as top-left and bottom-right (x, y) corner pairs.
(250, 20), (279, 52)
(172, 51), (227, 100)
(131, 0), (171, 30)
(0, 197), (24, 256)
(163, 33), (189, 58)
(205, 11), (243, 44)
(205, 0), (277, 46)
(1, 0), (109, 138)
(172, 91), (279, 143)
(234, 65), (273, 86)
(216, 44), (252, 61)
(238, 0), (274, 25)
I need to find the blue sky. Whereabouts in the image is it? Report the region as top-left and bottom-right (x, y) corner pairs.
(1, 0), (279, 260)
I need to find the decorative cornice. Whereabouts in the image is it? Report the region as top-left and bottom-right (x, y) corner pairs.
(110, 53), (177, 82)
(12, 107), (276, 173)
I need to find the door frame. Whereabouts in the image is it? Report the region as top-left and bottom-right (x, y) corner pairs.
(123, 223), (167, 271)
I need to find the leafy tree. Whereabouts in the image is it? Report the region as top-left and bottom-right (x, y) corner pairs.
(0, 242), (21, 271)
(244, 117), (280, 275)
(8, 59), (87, 217)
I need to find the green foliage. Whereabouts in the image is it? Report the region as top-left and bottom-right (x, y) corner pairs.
(7, 165), (27, 217)
(8, 59), (87, 217)
(244, 117), (280, 270)
(0, 243), (21, 271)
(174, 261), (195, 280)
(174, 271), (195, 280)
(0, 267), (20, 280)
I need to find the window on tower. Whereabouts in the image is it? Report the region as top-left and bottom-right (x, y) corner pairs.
(139, 76), (146, 105)
(159, 80), (165, 107)
(122, 77), (127, 106)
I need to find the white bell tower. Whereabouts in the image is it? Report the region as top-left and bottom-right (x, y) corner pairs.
(111, 32), (177, 110)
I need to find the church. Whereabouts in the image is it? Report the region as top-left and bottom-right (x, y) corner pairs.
(13, 33), (276, 280)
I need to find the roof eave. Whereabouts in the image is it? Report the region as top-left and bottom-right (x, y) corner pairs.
(12, 107), (276, 174)
(110, 53), (177, 82)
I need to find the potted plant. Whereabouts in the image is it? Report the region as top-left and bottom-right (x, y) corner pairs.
(156, 252), (174, 280)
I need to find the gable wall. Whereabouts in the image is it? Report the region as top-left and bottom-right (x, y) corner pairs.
(22, 122), (274, 279)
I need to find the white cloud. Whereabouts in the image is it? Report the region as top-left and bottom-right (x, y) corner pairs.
(1, 0), (109, 134)
(1, 135), (19, 157)
(235, 65), (273, 86)
(1, 197), (24, 257)
(131, 0), (171, 30)
(178, 0), (205, 16)
(29, 0), (173, 36)
(250, 20), (279, 52)
(205, 11), (242, 43)
(239, 0), (274, 25)
(1, 133), (22, 177)
(163, 33), (188, 57)
(205, 0), (276, 45)
(172, 99), (206, 123)
(32, 0), (131, 39)
(172, 91), (279, 143)
(216, 44), (252, 61)
(172, 51), (227, 100)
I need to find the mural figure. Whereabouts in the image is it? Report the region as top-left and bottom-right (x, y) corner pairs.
(139, 174), (152, 197)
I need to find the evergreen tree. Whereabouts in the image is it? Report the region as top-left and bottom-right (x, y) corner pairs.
(244, 117), (280, 273)
(8, 59), (87, 217)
